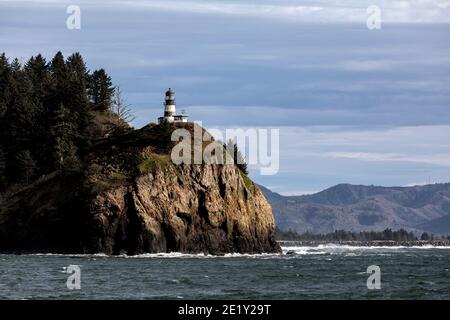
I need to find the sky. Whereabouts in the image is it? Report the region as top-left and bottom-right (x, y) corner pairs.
(1, 0), (450, 195)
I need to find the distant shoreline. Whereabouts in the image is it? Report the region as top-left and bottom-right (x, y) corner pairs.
(277, 240), (450, 247)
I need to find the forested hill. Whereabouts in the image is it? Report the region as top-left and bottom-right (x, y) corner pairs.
(261, 183), (450, 235)
(0, 52), (130, 191)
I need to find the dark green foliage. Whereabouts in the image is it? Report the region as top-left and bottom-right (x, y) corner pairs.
(138, 154), (171, 175)
(240, 170), (256, 195)
(88, 68), (115, 111)
(0, 146), (6, 188)
(155, 119), (174, 153)
(0, 52), (117, 190)
(275, 227), (419, 241)
(16, 150), (36, 184)
(0, 55), (10, 188)
(0, 54), (11, 118)
(224, 139), (248, 175)
(50, 103), (78, 170)
(420, 232), (430, 240)
(66, 53), (91, 138)
(2, 58), (36, 183)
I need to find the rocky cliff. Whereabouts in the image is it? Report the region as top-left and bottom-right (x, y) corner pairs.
(0, 123), (280, 254)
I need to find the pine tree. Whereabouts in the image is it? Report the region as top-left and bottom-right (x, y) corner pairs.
(25, 54), (50, 97)
(0, 54), (10, 185)
(66, 53), (90, 125)
(4, 59), (36, 182)
(0, 146), (6, 189)
(0, 53), (10, 118)
(46, 52), (89, 169)
(17, 150), (36, 184)
(50, 103), (78, 170)
(156, 119), (173, 153)
(49, 52), (69, 100)
(88, 69), (115, 111)
(0, 52), (120, 187)
(225, 139), (248, 175)
(420, 232), (430, 241)
(24, 54), (51, 170)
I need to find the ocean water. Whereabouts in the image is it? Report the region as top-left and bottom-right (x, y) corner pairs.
(0, 245), (449, 299)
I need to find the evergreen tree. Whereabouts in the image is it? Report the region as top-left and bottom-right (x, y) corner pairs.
(420, 232), (430, 241)
(49, 51), (69, 98)
(0, 146), (6, 189)
(4, 59), (36, 182)
(88, 68), (114, 111)
(50, 103), (78, 170)
(66, 52), (90, 126)
(0, 52), (119, 187)
(25, 54), (50, 97)
(0, 54), (10, 186)
(24, 54), (51, 170)
(0, 53), (10, 118)
(17, 150), (36, 184)
(46, 52), (91, 167)
(225, 139), (248, 175)
(156, 119), (173, 153)
(383, 228), (393, 240)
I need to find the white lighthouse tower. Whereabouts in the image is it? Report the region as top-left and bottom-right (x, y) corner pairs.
(158, 88), (189, 123)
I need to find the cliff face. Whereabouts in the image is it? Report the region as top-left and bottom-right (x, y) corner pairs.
(90, 163), (279, 254)
(0, 124), (280, 255)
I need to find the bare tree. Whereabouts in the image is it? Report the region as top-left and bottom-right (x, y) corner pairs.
(110, 86), (135, 124)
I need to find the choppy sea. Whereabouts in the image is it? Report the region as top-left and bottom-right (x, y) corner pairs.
(1, 244), (449, 299)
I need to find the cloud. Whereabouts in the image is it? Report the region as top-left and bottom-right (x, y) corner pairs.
(403, 182), (432, 187)
(205, 124), (450, 168)
(277, 189), (320, 196)
(171, 102), (450, 128)
(135, 58), (181, 67)
(248, 124), (450, 194)
(324, 151), (450, 167)
(116, 0), (450, 23)
(120, 1), (325, 20)
(1, 0), (449, 194)
(1, 0), (449, 23)
(338, 60), (396, 72)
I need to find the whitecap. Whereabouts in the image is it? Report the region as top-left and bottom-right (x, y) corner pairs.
(280, 244), (450, 256)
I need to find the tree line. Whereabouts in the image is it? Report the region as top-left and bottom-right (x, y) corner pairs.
(0, 52), (128, 190)
(275, 227), (450, 241)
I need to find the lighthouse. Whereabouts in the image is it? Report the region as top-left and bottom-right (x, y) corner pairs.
(158, 88), (189, 124)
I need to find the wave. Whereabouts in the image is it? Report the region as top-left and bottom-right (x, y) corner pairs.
(2, 252), (281, 259)
(315, 244), (450, 250)
(1, 244), (449, 259)
(281, 243), (450, 255)
(116, 252), (283, 259)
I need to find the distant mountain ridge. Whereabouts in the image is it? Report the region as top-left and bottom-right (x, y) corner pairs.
(260, 183), (450, 235)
